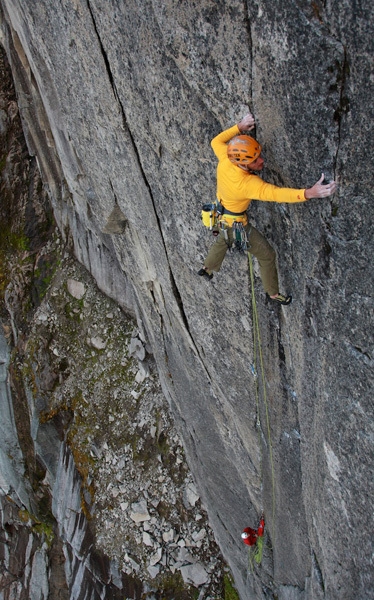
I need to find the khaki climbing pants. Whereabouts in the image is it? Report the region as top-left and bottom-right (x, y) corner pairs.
(204, 224), (279, 296)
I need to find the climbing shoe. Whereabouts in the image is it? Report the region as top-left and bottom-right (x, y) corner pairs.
(268, 293), (292, 306)
(198, 268), (213, 281)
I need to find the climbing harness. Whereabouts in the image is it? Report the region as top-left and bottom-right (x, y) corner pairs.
(246, 253), (277, 568)
(218, 208), (248, 229)
(201, 201), (249, 251)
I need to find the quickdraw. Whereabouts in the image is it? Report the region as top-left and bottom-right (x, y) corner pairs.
(231, 222), (248, 252)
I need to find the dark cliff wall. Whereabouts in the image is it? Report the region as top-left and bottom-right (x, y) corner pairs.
(0, 1), (373, 599)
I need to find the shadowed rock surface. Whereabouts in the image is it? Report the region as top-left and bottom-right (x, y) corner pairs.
(0, 1), (373, 599)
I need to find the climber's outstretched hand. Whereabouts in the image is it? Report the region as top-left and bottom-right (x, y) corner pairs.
(304, 174), (337, 199)
(237, 113), (255, 133)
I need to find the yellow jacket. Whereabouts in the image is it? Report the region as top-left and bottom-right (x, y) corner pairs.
(211, 125), (306, 213)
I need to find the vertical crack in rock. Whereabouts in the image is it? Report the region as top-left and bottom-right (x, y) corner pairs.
(312, 550), (326, 593)
(86, 0), (192, 339)
(85, 0), (118, 103)
(332, 46), (350, 179)
(311, 8), (350, 183)
(243, 0), (254, 107)
(169, 271), (191, 334)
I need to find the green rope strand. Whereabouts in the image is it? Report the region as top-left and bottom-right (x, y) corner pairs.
(248, 252), (276, 544)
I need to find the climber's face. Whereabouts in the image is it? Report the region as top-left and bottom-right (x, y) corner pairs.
(248, 156), (264, 172)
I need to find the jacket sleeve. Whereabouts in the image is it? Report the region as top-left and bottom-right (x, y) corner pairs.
(211, 124), (240, 160)
(245, 175), (306, 203)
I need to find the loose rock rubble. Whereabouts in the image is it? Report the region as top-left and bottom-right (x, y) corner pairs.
(26, 252), (227, 598)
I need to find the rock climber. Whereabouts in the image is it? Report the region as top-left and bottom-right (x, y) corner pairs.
(198, 113), (337, 305)
(241, 514), (265, 547)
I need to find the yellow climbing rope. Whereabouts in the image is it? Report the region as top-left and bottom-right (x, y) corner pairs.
(248, 252), (276, 549)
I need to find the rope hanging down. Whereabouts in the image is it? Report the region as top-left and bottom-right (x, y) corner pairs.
(248, 252), (276, 551)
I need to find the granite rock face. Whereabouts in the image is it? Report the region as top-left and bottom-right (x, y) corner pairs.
(0, 1), (373, 599)
(0, 45), (225, 599)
